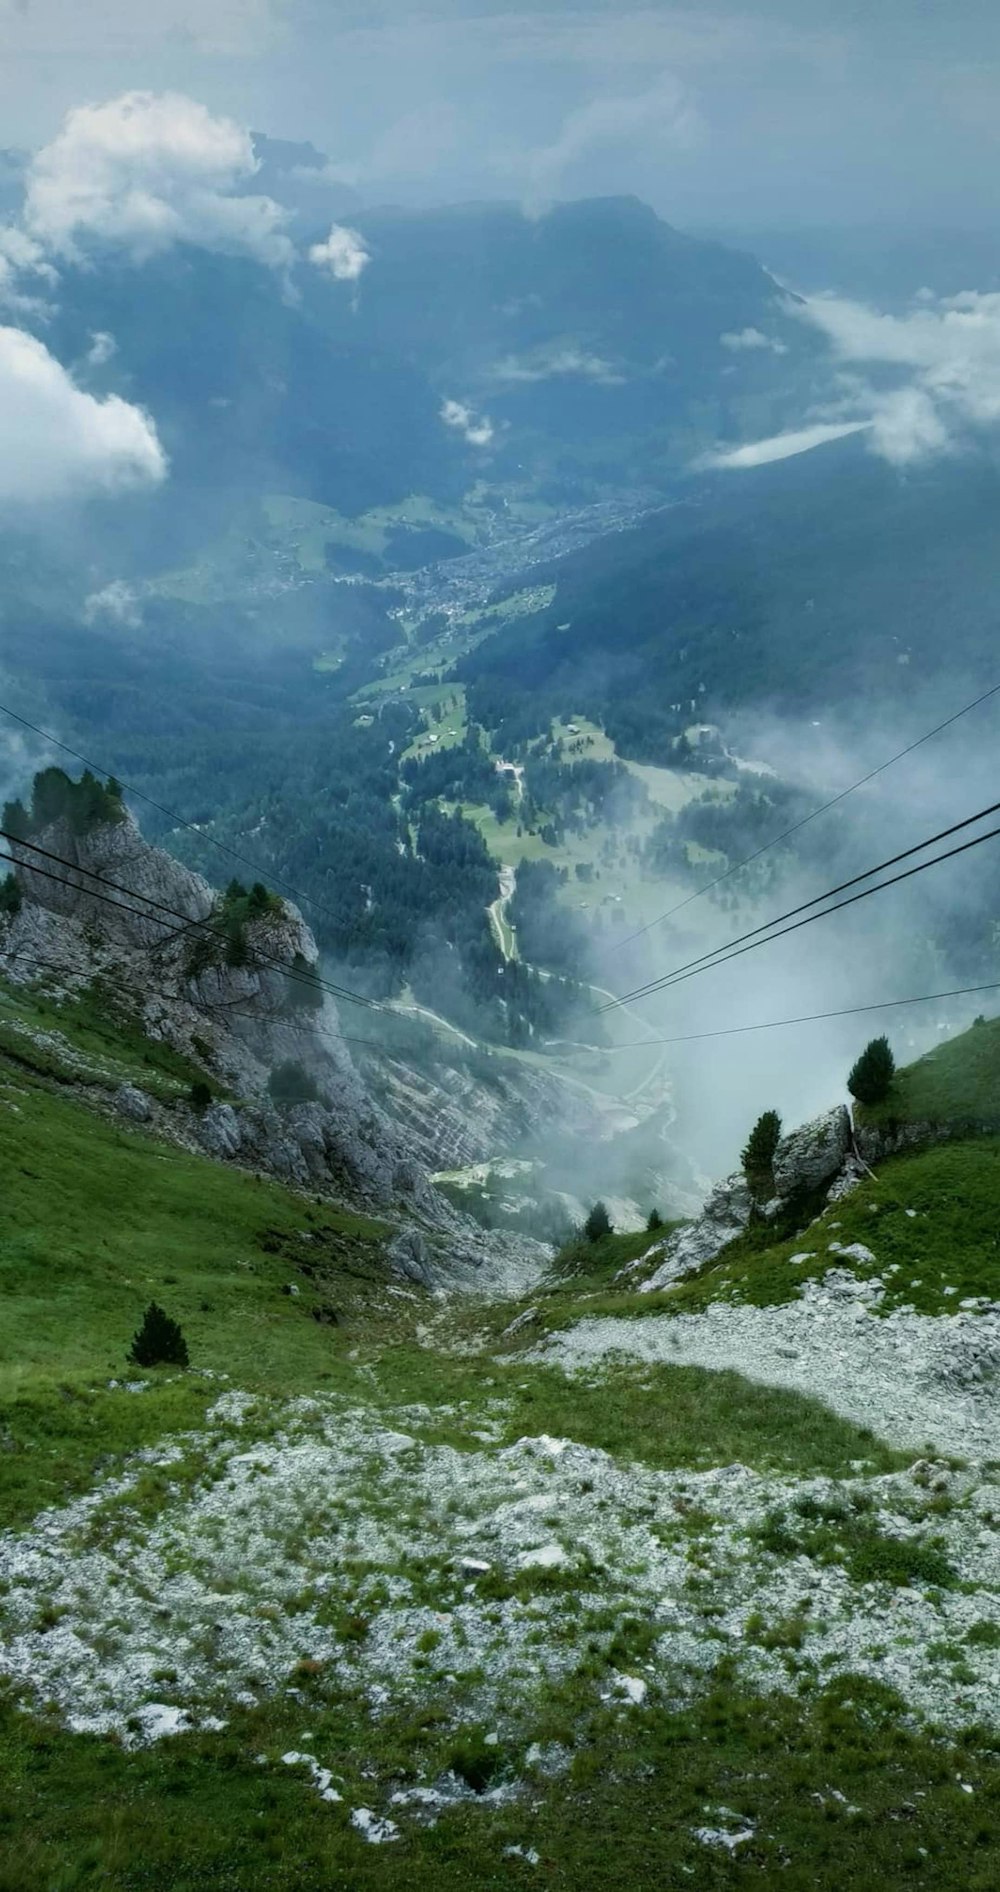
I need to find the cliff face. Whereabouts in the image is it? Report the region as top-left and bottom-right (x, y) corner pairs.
(0, 810), (451, 1228)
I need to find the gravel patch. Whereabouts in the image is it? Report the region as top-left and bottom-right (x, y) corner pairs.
(4, 1385), (1000, 1750)
(530, 1272), (1000, 1460)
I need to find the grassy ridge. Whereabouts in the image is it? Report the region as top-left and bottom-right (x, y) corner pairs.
(859, 1015), (1000, 1131)
(512, 1138), (1000, 1337)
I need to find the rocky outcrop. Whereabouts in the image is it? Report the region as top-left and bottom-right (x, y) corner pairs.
(634, 1106), (858, 1295)
(853, 1115), (1000, 1166)
(0, 810), (467, 1236)
(639, 1171), (753, 1293)
(772, 1106), (852, 1197)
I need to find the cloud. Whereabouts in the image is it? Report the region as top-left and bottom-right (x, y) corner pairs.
(721, 325), (788, 356)
(798, 290), (1000, 464)
(491, 346), (624, 386)
(0, 224), (55, 310)
(702, 420), (870, 470)
(23, 91), (293, 268)
(86, 330), (117, 367)
(440, 397), (494, 447)
(308, 223), (370, 282)
(0, 324), (167, 501)
(518, 70), (702, 207)
(83, 578), (142, 627)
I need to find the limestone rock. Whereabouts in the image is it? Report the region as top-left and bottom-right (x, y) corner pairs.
(772, 1106), (851, 1196)
(115, 1083), (153, 1123)
(388, 1228), (433, 1287)
(641, 1171), (752, 1293)
(196, 1103), (242, 1160)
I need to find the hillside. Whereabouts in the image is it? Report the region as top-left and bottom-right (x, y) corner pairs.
(5, 999), (1000, 1885)
(457, 435), (1000, 761)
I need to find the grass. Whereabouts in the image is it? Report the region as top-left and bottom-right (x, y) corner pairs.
(754, 1497), (957, 1591)
(5, 1668), (1000, 1890)
(6, 996), (1000, 1887)
(0, 1054), (391, 1528)
(858, 1015), (1000, 1132)
(358, 1343), (906, 1480)
(0, 974), (211, 1102)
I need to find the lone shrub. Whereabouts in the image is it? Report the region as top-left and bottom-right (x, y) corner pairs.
(129, 1302), (189, 1369)
(189, 1080), (212, 1113)
(646, 1207), (664, 1232)
(584, 1200), (613, 1242)
(848, 1035), (896, 1106)
(741, 1109), (782, 1188)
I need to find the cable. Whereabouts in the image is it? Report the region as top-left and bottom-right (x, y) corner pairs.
(598, 980), (1000, 1050)
(599, 819), (1000, 1012)
(0, 830), (384, 1013)
(0, 695), (387, 1012)
(606, 677), (1000, 954)
(599, 797), (1000, 1011)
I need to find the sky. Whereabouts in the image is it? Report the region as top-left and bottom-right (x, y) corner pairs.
(2, 0), (1000, 229)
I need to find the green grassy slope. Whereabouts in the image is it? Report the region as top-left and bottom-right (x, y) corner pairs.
(0, 1055), (392, 1530)
(6, 1000), (1000, 1889)
(505, 1016), (1000, 1336)
(858, 1015), (1000, 1131)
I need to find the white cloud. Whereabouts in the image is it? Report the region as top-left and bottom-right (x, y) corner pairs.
(23, 91), (293, 269)
(0, 324), (166, 501)
(702, 421), (870, 470)
(492, 346), (624, 386)
(721, 325), (788, 356)
(87, 330), (117, 367)
(83, 578), (142, 627)
(0, 224), (55, 310)
(308, 223), (370, 282)
(440, 397), (494, 448)
(798, 290), (1000, 464)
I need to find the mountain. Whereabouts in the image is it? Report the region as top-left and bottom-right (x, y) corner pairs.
(31, 195), (827, 533)
(457, 433), (1000, 758)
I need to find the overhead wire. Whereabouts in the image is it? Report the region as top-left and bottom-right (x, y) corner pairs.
(0, 831), (502, 1062)
(598, 797), (1000, 1011)
(597, 979), (1000, 1050)
(0, 829), (384, 1013)
(598, 819), (1000, 1013)
(3, 853), (998, 1096)
(605, 676), (1000, 955)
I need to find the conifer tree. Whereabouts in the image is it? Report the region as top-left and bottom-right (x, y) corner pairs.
(129, 1302), (189, 1368)
(848, 1035), (896, 1105)
(584, 1200), (613, 1242)
(741, 1109), (782, 1187)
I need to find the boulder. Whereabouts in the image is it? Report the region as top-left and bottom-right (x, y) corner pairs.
(196, 1102), (242, 1159)
(641, 1171), (752, 1293)
(772, 1106), (851, 1196)
(115, 1083), (153, 1124)
(388, 1228), (434, 1287)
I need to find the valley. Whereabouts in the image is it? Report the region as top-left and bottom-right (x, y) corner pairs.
(1, 55), (999, 1891)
